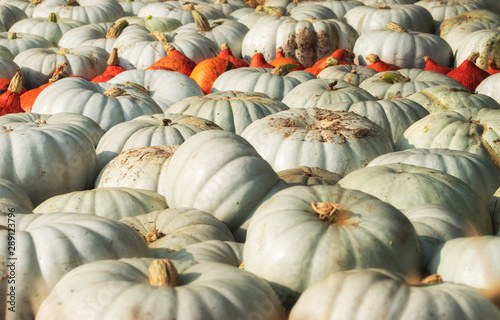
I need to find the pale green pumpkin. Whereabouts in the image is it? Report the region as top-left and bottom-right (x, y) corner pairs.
(337, 162), (493, 235)
(368, 148), (500, 205)
(33, 187), (168, 220)
(289, 268), (500, 320)
(0, 212), (149, 319)
(244, 184), (422, 306)
(167, 91), (289, 134)
(0, 178), (34, 215)
(36, 258), (286, 319)
(240, 108), (394, 175)
(163, 130), (280, 232)
(120, 208), (235, 257)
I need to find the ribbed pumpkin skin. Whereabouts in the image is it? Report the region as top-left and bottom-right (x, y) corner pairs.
(240, 109), (394, 175)
(407, 84), (500, 113)
(163, 130), (280, 231)
(107, 69), (204, 111)
(359, 69), (462, 100)
(33, 187), (168, 220)
(119, 208), (235, 257)
(369, 148), (500, 205)
(282, 79), (376, 108)
(166, 240), (244, 267)
(428, 236), (500, 290)
(344, 4), (434, 35)
(0, 177), (34, 215)
(317, 64), (376, 86)
(36, 258), (286, 320)
(396, 108), (500, 171)
(95, 113), (221, 170)
(0, 112), (104, 147)
(32, 0), (125, 24)
(211, 67), (316, 100)
(0, 212), (150, 319)
(31, 77), (163, 131)
(13, 46), (109, 90)
(289, 268), (500, 320)
(323, 99), (429, 147)
(337, 163), (493, 235)
(277, 166), (342, 186)
(244, 185), (422, 304)
(190, 57), (234, 94)
(0, 121), (98, 206)
(0, 32), (51, 57)
(415, 0), (488, 31)
(476, 73), (500, 104)
(167, 91), (289, 134)
(9, 16), (85, 46)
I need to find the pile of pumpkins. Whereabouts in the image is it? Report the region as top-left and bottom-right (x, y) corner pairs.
(1, 0), (500, 318)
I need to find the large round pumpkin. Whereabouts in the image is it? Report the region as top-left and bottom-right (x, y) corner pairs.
(244, 184), (422, 305)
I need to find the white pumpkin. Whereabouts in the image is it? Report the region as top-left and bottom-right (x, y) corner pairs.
(0, 212), (149, 319)
(36, 258), (286, 319)
(167, 91), (289, 134)
(289, 268), (500, 320)
(107, 69), (204, 111)
(163, 130), (280, 231)
(240, 108), (394, 175)
(119, 207), (235, 257)
(0, 31), (51, 58)
(32, 0), (125, 24)
(0, 117), (98, 206)
(33, 187), (168, 220)
(476, 73), (500, 105)
(0, 177), (34, 215)
(14, 46), (109, 89)
(244, 184), (422, 305)
(31, 77), (163, 131)
(166, 240), (244, 266)
(337, 162), (493, 235)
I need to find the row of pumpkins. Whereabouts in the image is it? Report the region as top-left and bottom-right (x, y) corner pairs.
(2, 0), (500, 319)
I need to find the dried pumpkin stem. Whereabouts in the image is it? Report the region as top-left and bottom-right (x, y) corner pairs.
(58, 48), (70, 55)
(192, 9), (211, 32)
(467, 52), (480, 64)
(149, 259), (179, 287)
(65, 0), (80, 6)
(103, 87), (128, 97)
(270, 63), (297, 76)
(325, 57), (339, 67)
(328, 80), (338, 91)
(8, 69), (23, 94)
(34, 119), (47, 124)
(385, 22), (408, 33)
(381, 72), (409, 84)
(366, 53), (380, 64)
(107, 48), (120, 66)
(311, 202), (341, 223)
(7, 32), (17, 40)
(143, 228), (165, 243)
(106, 20), (129, 39)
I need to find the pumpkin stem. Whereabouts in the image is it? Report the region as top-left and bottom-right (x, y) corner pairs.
(215, 0), (228, 4)
(35, 119), (47, 124)
(325, 57), (339, 67)
(57, 48), (70, 55)
(106, 20), (129, 39)
(152, 31), (168, 43)
(8, 32), (17, 40)
(270, 63), (298, 76)
(420, 274), (442, 285)
(124, 81), (149, 95)
(467, 52), (480, 64)
(162, 118), (173, 126)
(238, 262), (244, 269)
(162, 42), (176, 54)
(265, 6), (285, 16)
(366, 53), (380, 64)
(103, 87), (128, 97)
(381, 72), (410, 84)
(8, 69), (23, 94)
(145, 15), (152, 20)
(31, 0), (43, 4)
(350, 69), (357, 74)
(183, 3), (195, 11)
(144, 228), (166, 243)
(48, 12), (57, 23)
(192, 9), (211, 32)
(65, 0), (80, 6)
(377, 5), (391, 9)
(311, 202), (341, 223)
(328, 80), (338, 91)
(385, 22), (408, 33)
(107, 48), (120, 66)
(149, 259), (179, 287)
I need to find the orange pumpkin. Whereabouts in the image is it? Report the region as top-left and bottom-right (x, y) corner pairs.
(217, 42), (249, 68)
(305, 49), (354, 76)
(190, 58), (234, 95)
(91, 48), (127, 83)
(0, 69), (24, 116)
(447, 52), (490, 92)
(146, 42), (197, 76)
(365, 53), (400, 72)
(249, 52), (273, 68)
(269, 46), (304, 70)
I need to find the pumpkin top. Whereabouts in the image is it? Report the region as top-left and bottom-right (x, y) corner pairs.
(8, 69), (23, 94)
(192, 9), (211, 32)
(106, 20), (129, 39)
(270, 63), (298, 76)
(149, 259), (179, 287)
(385, 22), (408, 33)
